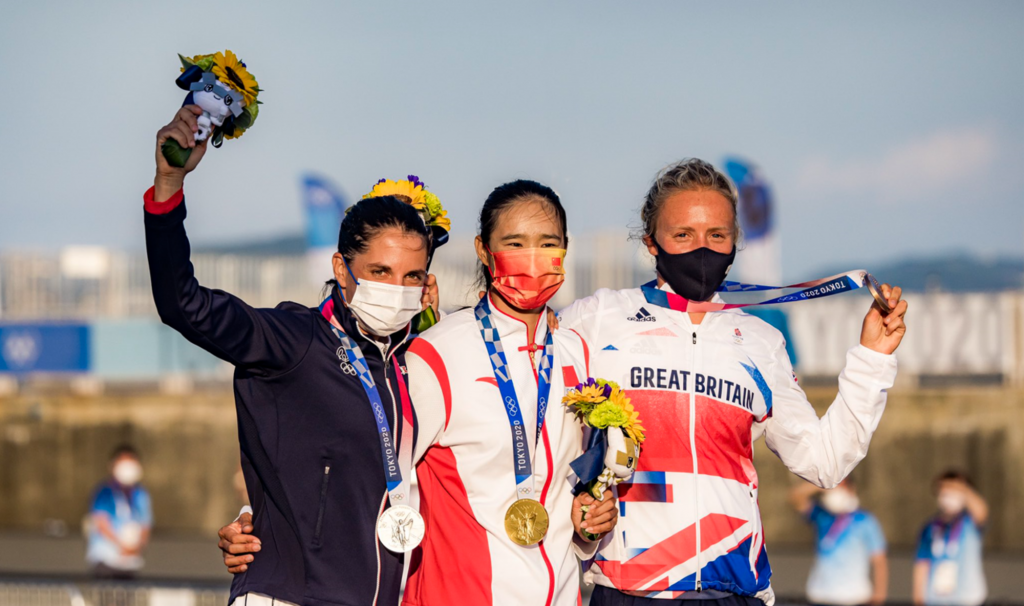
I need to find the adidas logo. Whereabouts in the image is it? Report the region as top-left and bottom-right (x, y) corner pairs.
(627, 307), (656, 322)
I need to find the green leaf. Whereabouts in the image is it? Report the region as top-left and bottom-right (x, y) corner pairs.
(178, 53), (194, 70)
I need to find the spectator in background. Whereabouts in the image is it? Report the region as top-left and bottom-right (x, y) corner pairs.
(914, 470), (989, 606)
(86, 445), (153, 579)
(791, 478), (888, 606)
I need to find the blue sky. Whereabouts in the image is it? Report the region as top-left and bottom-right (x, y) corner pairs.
(0, 0), (1021, 280)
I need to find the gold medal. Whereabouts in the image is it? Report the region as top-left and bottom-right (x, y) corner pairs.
(504, 499), (549, 546)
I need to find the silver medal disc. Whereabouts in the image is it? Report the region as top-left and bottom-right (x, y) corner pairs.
(863, 273), (892, 314)
(376, 505), (425, 553)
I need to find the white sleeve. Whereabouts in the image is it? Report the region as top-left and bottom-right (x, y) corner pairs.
(764, 343), (897, 488)
(406, 347), (448, 463)
(557, 294), (602, 345)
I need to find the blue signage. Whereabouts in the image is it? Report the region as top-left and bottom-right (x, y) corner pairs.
(0, 323), (90, 373)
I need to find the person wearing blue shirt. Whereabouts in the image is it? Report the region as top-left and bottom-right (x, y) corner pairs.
(791, 478), (888, 606)
(914, 470), (989, 606)
(86, 445), (153, 579)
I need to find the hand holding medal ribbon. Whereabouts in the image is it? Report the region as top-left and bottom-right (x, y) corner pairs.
(563, 378), (646, 541)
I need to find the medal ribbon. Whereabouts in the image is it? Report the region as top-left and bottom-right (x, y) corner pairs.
(931, 515), (966, 559)
(642, 269), (873, 313)
(820, 513), (854, 553)
(319, 296), (414, 508)
(474, 296), (555, 500)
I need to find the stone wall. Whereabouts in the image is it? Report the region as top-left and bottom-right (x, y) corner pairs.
(2, 385), (1022, 549)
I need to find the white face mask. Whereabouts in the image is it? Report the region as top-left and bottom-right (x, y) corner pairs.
(820, 488), (859, 515)
(345, 279), (423, 337)
(938, 490), (967, 516)
(113, 460), (143, 486)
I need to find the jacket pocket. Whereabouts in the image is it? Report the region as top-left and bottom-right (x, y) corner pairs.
(312, 460), (332, 546)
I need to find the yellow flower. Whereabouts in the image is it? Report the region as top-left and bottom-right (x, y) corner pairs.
(364, 178), (451, 232)
(365, 178), (424, 205)
(212, 50), (259, 106)
(575, 384), (608, 404)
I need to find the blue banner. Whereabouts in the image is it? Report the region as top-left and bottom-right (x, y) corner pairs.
(0, 323), (90, 373)
(301, 174), (348, 250)
(723, 157), (774, 242)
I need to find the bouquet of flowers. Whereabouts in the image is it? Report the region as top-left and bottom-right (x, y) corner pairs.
(562, 378), (645, 539)
(162, 50), (262, 167)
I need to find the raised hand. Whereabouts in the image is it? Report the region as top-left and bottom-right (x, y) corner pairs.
(154, 106), (209, 201)
(860, 283), (908, 355)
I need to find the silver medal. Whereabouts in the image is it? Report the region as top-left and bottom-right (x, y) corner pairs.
(376, 504), (425, 553)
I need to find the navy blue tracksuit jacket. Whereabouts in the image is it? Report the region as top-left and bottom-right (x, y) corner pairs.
(145, 194), (414, 606)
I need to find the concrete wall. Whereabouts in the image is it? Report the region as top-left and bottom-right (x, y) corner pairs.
(0, 390), (242, 536)
(2, 385), (1022, 550)
(757, 385), (1024, 550)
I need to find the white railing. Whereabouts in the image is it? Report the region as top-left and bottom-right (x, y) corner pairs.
(3, 238), (1023, 385)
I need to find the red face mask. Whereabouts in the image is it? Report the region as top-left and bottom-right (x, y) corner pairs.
(487, 247), (567, 310)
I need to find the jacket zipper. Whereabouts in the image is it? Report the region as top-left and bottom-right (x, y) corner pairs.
(689, 329), (701, 592)
(314, 464), (331, 543)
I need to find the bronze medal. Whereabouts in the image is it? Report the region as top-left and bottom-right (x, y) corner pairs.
(863, 273), (892, 314)
(504, 499), (549, 546)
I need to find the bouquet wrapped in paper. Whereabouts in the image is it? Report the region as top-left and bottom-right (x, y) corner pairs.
(563, 378), (645, 540)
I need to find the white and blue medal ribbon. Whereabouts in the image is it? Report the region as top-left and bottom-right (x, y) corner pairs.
(325, 320), (424, 553)
(474, 296), (555, 501)
(329, 327), (409, 503)
(642, 269), (891, 314)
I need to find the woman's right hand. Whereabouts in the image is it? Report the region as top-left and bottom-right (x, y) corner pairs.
(154, 105), (209, 201)
(218, 511), (261, 574)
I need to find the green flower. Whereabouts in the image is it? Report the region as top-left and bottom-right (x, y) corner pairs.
(422, 191), (443, 217)
(595, 379), (621, 392)
(588, 401), (629, 429)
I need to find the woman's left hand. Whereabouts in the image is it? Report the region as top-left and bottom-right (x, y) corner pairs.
(860, 283), (908, 355)
(421, 274), (438, 313)
(572, 489), (618, 541)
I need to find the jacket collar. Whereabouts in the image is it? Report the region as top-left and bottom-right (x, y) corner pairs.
(320, 285), (411, 357)
(484, 293), (549, 348)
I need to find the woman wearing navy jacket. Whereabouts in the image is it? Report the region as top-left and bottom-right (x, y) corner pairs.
(146, 106), (438, 606)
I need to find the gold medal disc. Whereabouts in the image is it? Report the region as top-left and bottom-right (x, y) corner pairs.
(863, 273), (892, 314)
(504, 499), (549, 546)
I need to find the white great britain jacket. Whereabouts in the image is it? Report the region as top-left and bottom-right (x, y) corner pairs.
(557, 285), (898, 603)
(403, 296), (596, 606)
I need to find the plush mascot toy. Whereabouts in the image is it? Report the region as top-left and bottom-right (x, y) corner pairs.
(162, 50), (261, 168)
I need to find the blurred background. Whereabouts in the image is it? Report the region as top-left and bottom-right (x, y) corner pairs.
(1, 1), (1022, 605)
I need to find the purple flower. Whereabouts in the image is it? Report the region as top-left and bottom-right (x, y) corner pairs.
(407, 175), (426, 189)
(376, 178), (387, 185)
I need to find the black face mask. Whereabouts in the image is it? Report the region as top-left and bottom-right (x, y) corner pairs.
(653, 241), (736, 302)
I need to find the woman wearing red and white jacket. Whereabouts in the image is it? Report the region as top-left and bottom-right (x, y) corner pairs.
(402, 180), (615, 606)
(557, 159), (908, 606)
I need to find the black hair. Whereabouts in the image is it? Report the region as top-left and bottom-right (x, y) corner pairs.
(477, 180), (568, 288)
(338, 195), (430, 261)
(110, 444), (139, 461)
(935, 468), (974, 489)
(323, 195), (431, 295)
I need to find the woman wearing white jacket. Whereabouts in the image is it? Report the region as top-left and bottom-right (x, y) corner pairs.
(558, 158), (908, 606)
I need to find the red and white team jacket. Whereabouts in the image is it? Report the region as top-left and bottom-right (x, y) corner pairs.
(558, 286), (898, 603)
(403, 296), (596, 606)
